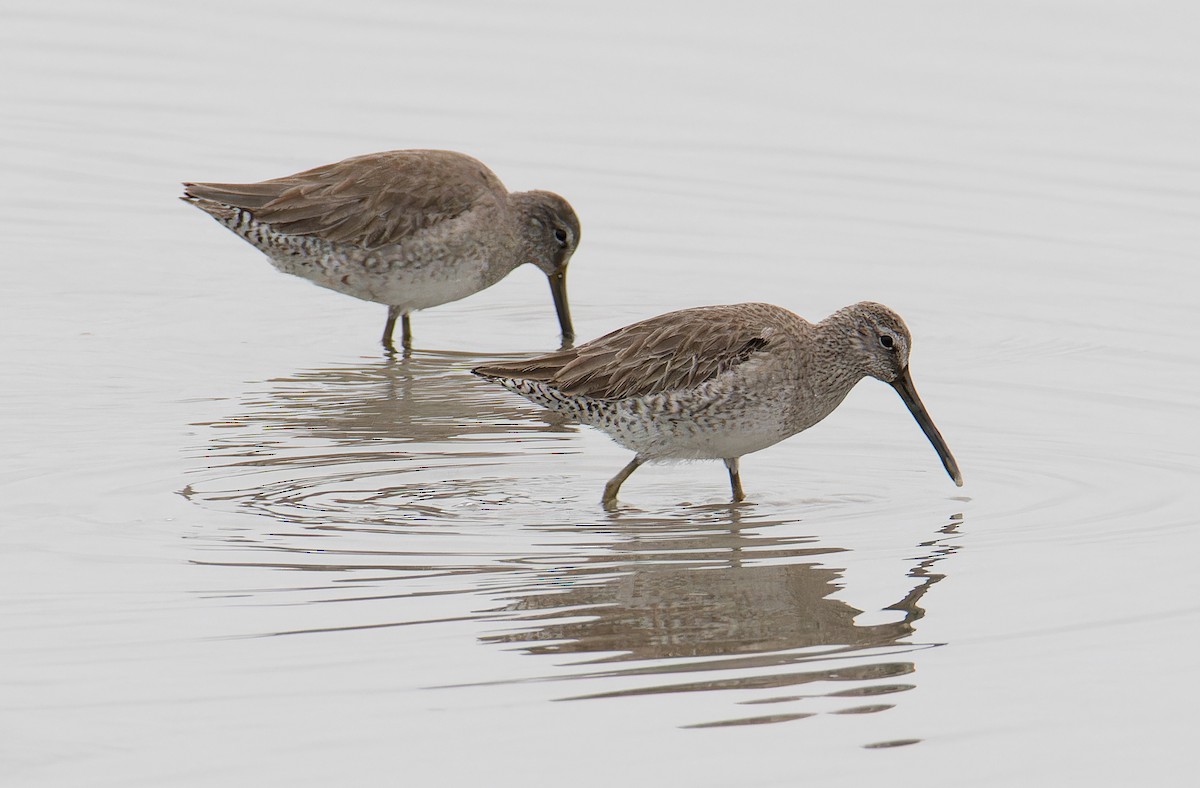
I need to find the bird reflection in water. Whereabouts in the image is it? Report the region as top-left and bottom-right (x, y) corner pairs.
(479, 507), (963, 730)
(207, 349), (571, 445)
(183, 349), (576, 527)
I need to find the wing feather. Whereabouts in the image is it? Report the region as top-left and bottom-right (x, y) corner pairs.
(474, 304), (788, 400)
(182, 150), (505, 250)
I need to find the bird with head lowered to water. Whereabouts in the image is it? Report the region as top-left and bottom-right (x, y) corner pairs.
(474, 301), (962, 507)
(183, 149), (580, 352)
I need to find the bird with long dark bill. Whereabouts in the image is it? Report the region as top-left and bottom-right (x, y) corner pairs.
(183, 149), (580, 352)
(474, 301), (962, 506)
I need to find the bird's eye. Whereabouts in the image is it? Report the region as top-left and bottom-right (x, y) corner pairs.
(553, 227), (568, 245)
(879, 334), (895, 350)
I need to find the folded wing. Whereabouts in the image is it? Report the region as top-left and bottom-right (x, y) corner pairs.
(182, 149), (505, 250)
(474, 304), (778, 400)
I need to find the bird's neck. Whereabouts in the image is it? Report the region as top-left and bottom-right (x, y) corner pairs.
(814, 314), (871, 386)
(774, 318), (869, 435)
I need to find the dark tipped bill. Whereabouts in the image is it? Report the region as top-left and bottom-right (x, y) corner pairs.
(548, 267), (574, 341)
(890, 367), (963, 487)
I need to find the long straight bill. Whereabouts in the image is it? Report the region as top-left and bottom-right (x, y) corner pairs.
(890, 367), (963, 486)
(548, 267), (574, 343)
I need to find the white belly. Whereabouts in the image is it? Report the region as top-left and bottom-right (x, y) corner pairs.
(270, 250), (497, 311)
(599, 395), (790, 460)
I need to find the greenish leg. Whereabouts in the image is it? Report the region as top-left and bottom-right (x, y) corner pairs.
(724, 457), (745, 502)
(603, 456), (643, 508)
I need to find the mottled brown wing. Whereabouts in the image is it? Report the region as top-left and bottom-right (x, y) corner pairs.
(475, 304), (777, 400)
(183, 150), (506, 249)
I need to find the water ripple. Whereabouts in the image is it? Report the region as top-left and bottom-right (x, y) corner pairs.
(183, 352), (966, 729)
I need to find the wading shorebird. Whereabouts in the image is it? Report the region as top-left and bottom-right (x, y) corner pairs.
(473, 301), (962, 507)
(182, 149), (580, 352)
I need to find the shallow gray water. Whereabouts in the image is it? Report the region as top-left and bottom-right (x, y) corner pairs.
(4, 1), (1200, 785)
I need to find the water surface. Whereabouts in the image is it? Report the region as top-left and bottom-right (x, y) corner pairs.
(3, 2), (1200, 786)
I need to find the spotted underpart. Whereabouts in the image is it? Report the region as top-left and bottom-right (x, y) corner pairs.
(184, 196), (503, 310)
(481, 363), (794, 461)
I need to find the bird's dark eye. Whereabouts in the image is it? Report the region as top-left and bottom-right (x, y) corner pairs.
(553, 227), (568, 245)
(879, 334), (895, 350)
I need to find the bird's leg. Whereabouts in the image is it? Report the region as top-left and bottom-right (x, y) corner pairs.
(382, 307), (413, 357)
(724, 457), (745, 502)
(382, 306), (401, 353)
(602, 456), (643, 509)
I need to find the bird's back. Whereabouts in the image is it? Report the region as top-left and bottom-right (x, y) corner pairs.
(182, 149), (507, 250)
(474, 303), (806, 401)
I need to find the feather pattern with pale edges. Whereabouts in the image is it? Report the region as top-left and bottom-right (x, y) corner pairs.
(474, 303), (786, 400)
(182, 150), (506, 250)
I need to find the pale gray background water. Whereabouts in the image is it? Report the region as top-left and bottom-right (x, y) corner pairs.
(4, 1), (1199, 785)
